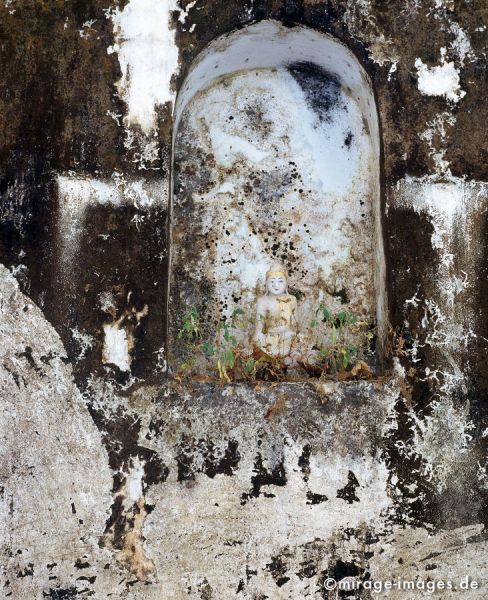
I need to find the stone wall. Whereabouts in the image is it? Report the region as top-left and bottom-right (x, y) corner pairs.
(1, 1), (488, 598)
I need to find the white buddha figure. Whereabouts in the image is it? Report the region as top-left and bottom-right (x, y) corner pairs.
(254, 263), (298, 357)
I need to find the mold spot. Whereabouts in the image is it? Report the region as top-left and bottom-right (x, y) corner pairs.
(288, 61), (342, 124)
(306, 490), (328, 505)
(344, 131), (354, 148)
(266, 552), (292, 587)
(44, 589), (79, 600)
(241, 454), (287, 504)
(336, 471), (360, 503)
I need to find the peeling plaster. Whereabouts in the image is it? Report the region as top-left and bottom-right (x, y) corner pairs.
(0, 264), (112, 598)
(419, 111), (456, 177)
(107, 0), (179, 133)
(343, 0), (399, 66)
(392, 176), (488, 394)
(412, 397), (475, 492)
(102, 304), (149, 373)
(178, 0), (199, 24)
(448, 21), (474, 67)
(71, 327), (95, 360)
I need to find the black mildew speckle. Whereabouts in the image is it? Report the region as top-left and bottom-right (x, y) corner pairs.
(44, 588), (79, 600)
(298, 444), (311, 482)
(266, 553), (291, 588)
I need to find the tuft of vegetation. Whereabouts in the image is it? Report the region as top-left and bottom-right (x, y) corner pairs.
(301, 304), (375, 378)
(199, 308), (244, 383)
(175, 303), (375, 384)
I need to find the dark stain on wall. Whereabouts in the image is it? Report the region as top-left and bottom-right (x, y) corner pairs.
(288, 62), (343, 123)
(241, 453), (287, 504)
(336, 471), (360, 504)
(45, 588), (79, 600)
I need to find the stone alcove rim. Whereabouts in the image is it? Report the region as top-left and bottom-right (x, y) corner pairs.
(166, 19), (388, 374)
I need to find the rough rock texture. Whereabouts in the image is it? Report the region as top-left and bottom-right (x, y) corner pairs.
(1, 0), (488, 597)
(0, 265), (112, 598)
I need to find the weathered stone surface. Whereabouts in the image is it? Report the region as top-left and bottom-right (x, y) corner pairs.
(1, 0), (488, 597)
(0, 264), (113, 597)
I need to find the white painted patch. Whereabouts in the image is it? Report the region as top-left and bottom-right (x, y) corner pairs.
(388, 61), (398, 81)
(79, 19), (97, 39)
(396, 177), (463, 250)
(434, 0), (454, 9)
(58, 174), (122, 207)
(98, 291), (117, 315)
(71, 328), (95, 360)
(103, 323), (131, 371)
(419, 111), (456, 177)
(412, 397), (474, 492)
(3, 0), (15, 13)
(448, 21), (474, 67)
(107, 0), (179, 133)
(106, 109), (123, 126)
(415, 48), (465, 102)
(127, 458), (145, 503)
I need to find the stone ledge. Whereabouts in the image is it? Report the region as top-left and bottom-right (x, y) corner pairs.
(117, 377), (398, 459)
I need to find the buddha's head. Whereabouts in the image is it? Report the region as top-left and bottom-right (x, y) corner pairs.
(265, 263), (288, 296)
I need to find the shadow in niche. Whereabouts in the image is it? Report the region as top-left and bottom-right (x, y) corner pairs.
(166, 19), (387, 383)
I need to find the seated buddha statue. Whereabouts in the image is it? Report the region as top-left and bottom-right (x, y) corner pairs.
(253, 263), (298, 357)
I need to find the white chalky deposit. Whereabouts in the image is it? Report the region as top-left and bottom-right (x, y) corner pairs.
(415, 48), (465, 102)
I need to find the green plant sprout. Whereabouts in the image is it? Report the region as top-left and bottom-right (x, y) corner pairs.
(177, 307), (247, 382)
(177, 307), (201, 340)
(214, 308), (244, 382)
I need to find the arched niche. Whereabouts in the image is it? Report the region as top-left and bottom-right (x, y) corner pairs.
(168, 20), (387, 373)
